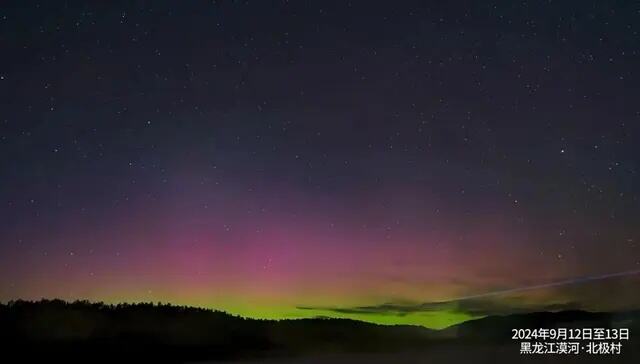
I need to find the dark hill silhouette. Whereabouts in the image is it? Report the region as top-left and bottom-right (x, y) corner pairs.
(0, 299), (436, 362)
(444, 310), (640, 342)
(1, 300), (638, 363)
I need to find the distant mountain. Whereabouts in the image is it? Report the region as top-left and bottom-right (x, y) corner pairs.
(1, 300), (638, 363)
(443, 310), (640, 342)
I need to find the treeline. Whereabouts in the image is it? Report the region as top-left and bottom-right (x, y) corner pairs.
(4, 299), (637, 362)
(0, 299), (434, 362)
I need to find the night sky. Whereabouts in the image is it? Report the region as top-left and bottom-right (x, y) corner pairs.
(1, 1), (639, 328)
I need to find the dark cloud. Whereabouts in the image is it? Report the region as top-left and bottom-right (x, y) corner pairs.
(299, 274), (640, 317)
(298, 299), (581, 317)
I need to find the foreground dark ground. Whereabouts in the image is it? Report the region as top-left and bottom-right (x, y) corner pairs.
(1, 300), (638, 363)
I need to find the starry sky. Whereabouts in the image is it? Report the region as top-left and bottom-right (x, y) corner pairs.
(0, 1), (639, 329)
